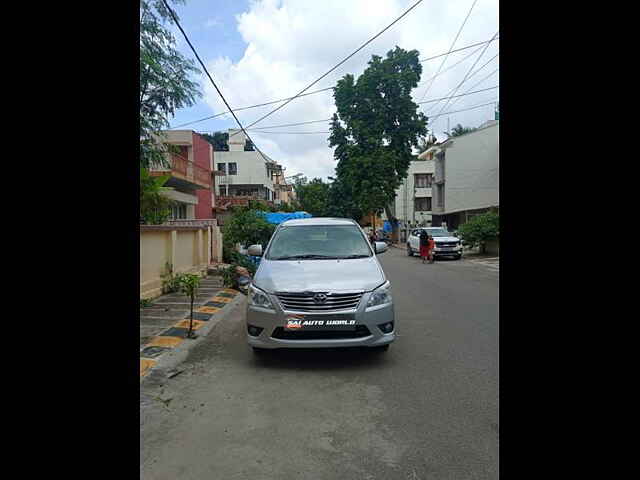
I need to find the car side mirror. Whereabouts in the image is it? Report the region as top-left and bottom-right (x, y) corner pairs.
(247, 244), (263, 257)
(374, 241), (388, 254)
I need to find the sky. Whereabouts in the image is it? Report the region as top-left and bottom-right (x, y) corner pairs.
(167, 0), (499, 181)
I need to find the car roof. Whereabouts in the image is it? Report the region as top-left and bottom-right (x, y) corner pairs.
(279, 217), (358, 227)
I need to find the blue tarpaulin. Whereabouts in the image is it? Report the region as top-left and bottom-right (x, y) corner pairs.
(383, 221), (392, 232)
(258, 211), (312, 225)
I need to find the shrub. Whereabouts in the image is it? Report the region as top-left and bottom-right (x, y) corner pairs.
(222, 206), (275, 253)
(458, 211), (499, 252)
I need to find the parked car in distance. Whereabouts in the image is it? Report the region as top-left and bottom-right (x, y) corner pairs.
(245, 217), (395, 353)
(407, 227), (463, 260)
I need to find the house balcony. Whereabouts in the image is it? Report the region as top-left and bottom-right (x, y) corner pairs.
(215, 195), (274, 210)
(150, 155), (211, 190)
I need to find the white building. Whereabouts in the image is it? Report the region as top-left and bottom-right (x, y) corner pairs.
(213, 129), (279, 202)
(428, 120), (499, 231)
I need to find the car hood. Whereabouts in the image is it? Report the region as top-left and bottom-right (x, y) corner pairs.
(254, 257), (386, 293)
(433, 236), (460, 242)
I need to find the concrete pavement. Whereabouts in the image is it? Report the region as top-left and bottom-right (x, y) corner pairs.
(140, 247), (498, 479)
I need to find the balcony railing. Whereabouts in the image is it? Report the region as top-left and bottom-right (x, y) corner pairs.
(150, 154), (210, 188)
(216, 195), (274, 209)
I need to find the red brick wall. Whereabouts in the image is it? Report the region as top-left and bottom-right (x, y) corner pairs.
(192, 132), (213, 219)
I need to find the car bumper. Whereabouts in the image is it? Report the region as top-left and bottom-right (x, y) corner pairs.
(246, 296), (395, 349)
(433, 249), (462, 257)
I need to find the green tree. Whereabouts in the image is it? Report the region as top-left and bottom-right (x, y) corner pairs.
(140, 168), (175, 224)
(277, 202), (295, 213)
(294, 178), (331, 217)
(201, 131), (229, 151)
(457, 211), (499, 253)
(416, 133), (437, 154)
(140, 0), (201, 221)
(326, 176), (363, 220)
(329, 47), (428, 241)
(223, 207), (276, 250)
(175, 273), (201, 338)
(445, 124), (477, 138)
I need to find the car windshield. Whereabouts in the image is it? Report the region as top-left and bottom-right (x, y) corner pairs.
(426, 228), (450, 237)
(266, 225), (373, 260)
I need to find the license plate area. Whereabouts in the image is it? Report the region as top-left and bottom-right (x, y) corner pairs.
(284, 314), (356, 331)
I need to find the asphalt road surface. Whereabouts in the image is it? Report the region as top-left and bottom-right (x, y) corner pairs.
(140, 248), (499, 480)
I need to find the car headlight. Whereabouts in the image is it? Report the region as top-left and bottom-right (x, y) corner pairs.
(367, 281), (393, 308)
(248, 284), (273, 309)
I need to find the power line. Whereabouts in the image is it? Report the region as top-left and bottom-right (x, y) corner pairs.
(423, 51), (499, 114)
(433, 30), (499, 118)
(169, 36), (499, 131)
(429, 100), (497, 124)
(252, 130), (330, 135)
(418, 85), (498, 105)
(254, 101), (498, 135)
(418, 0), (478, 102)
(248, 86), (499, 132)
(446, 68), (499, 111)
(230, 0), (426, 137)
(170, 87), (335, 129)
(160, 0), (274, 167)
(248, 118), (332, 130)
(419, 36), (498, 63)
(418, 42), (493, 94)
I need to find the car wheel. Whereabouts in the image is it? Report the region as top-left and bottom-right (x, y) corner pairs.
(455, 254), (462, 260)
(407, 244), (413, 256)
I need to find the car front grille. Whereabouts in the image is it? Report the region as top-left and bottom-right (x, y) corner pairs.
(271, 325), (371, 340)
(436, 242), (458, 248)
(276, 292), (363, 312)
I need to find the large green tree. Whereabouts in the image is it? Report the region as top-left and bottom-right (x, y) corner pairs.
(329, 47), (428, 240)
(294, 178), (331, 217)
(140, 0), (201, 169)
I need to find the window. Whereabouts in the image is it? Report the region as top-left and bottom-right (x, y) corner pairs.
(228, 162), (237, 175)
(414, 197), (432, 212)
(217, 163), (226, 174)
(219, 185), (227, 196)
(170, 203), (187, 220)
(266, 225), (372, 259)
(415, 174), (433, 188)
(436, 184), (444, 207)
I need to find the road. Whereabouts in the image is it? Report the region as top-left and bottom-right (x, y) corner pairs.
(140, 248), (498, 480)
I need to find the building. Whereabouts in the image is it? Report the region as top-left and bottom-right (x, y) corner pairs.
(427, 120), (499, 231)
(213, 129), (280, 205)
(381, 152), (435, 242)
(150, 130), (213, 220)
(212, 128), (288, 224)
(272, 168), (296, 206)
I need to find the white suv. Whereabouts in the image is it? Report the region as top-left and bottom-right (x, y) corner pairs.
(407, 227), (463, 260)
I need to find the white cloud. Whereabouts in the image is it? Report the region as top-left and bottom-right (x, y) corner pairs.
(202, 0), (499, 180)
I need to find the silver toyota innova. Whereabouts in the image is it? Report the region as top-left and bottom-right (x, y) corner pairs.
(245, 217), (395, 352)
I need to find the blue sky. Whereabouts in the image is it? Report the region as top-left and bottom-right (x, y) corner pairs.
(168, 0), (250, 132)
(163, 0), (499, 180)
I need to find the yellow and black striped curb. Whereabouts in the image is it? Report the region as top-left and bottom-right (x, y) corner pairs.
(139, 288), (240, 378)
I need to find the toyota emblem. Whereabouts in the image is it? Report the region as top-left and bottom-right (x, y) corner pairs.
(313, 293), (327, 304)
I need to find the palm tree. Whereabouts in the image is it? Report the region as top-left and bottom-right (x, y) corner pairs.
(445, 124), (477, 138)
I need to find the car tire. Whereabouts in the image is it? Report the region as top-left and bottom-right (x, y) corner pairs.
(455, 254), (462, 260)
(252, 347), (268, 355)
(407, 244), (413, 256)
(373, 344), (390, 352)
